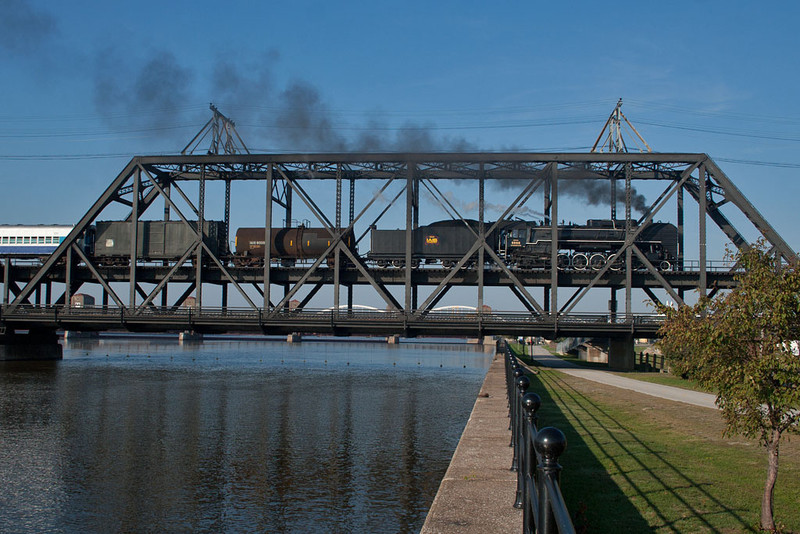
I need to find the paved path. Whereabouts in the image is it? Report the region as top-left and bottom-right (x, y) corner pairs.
(527, 346), (718, 410)
(420, 353), (521, 533)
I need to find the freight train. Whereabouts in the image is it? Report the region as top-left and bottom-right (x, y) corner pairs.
(2, 218), (679, 271)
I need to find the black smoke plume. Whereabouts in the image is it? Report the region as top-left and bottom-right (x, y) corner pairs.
(491, 168), (648, 214)
(93, 49), (196, 138)
(0, 0), (57, 55)
(276, 81), (348, 152)
(559, 176), (648, 213)
(91, 48), (475, 153)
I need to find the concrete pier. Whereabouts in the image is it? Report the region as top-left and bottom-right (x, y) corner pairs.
(421, 353), (519, 533)
(0, 330), (63, 361)
(178, 331), (204, 343)
(608, 334), (635, 370)
(63, 331), (100, 340)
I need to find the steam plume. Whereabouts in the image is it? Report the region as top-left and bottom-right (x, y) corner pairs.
(93, 50), (195, 136)
(490, 168), (648, 214)
(559, 177), (648, 213)
(91, 47), (475, 153)
(0, 0), (56, 55)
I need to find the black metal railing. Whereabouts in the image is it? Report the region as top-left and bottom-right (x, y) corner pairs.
(503, 341), (576, 534)
(635, 351), (666, 372)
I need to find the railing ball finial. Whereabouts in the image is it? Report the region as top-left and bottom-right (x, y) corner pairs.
(534, 426), (567, 460)
(515, 374), (530, 393)
(521, 392), (541, 415)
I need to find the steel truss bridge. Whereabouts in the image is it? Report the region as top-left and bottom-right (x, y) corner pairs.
(1, 151), (797, 340)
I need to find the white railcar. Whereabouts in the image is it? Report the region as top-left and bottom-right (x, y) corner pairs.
(0, 225), (73, 256)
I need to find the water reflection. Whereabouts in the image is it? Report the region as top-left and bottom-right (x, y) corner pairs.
(0, 337), (491, 533)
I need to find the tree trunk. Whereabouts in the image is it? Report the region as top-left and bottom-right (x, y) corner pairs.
(760, 430), (781, 531)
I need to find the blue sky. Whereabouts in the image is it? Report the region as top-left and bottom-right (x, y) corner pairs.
(2, 0), (799, 257)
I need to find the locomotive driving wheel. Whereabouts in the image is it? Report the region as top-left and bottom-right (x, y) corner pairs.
(572, 253), (589, 270)
(589, 253), (606, 270)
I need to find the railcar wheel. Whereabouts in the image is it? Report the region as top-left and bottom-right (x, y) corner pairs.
(391, 259), (403, 268)
(572, 253), (589, 270)
(659, 260), (672, 271)
(442, 260), (453, 269)
(557, 253), (570, 270)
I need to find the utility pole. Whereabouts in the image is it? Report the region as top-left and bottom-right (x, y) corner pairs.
(591, 100), (652, 323)
(591, 98), (651, 154)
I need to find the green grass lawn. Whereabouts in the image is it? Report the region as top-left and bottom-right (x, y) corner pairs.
(522, 367), (800, 533)
(511, 342), (714, 393)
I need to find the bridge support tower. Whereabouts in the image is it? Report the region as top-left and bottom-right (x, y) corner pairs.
(0, 329), (63, 361)
(608, 335), (635, 371)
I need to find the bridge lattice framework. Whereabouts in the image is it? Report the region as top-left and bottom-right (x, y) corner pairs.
(1, 151), (796, 336)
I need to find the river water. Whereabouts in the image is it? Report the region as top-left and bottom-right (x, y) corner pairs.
(0, 336), (493, 533)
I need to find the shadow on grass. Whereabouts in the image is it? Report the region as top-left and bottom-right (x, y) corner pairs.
(527, 368), (756, 533)
(521, 369), (649, 532)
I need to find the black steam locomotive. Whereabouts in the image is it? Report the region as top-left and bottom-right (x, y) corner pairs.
(368, 218), (678, 271)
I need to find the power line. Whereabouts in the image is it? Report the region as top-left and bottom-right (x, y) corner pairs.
(714, 157), (800, 169)
(4, 150), (798, 170)
(637, 119), (800, 143)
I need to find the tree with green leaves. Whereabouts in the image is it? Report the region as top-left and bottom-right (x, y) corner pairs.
(658, 244), (800, 532)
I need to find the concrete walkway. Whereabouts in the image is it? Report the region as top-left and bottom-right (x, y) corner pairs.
(527, 346), (719, 410)
(420, 353), (521, 533)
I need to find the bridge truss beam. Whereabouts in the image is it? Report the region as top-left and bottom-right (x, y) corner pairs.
(2, 152), (796, 337)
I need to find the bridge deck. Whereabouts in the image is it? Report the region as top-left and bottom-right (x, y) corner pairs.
(1, 305), (664, 338)
(1, 262), (737, 290)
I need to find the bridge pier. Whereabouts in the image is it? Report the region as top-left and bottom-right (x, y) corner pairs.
(64, 331), (99, 340)
(608, 335), (635, 371)
(0, 329), (63, 361)
(178, 331), (204, 343)
(467, 336), (496, 346)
